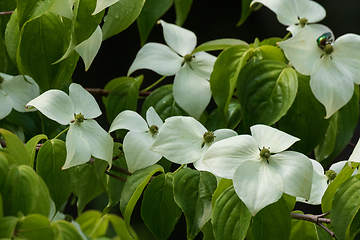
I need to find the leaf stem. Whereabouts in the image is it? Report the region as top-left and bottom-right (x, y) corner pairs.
(282, 32), (292, 41)
(140, 76), (166, 92)
(54, 126), (70, 139)
(173, 164), (186, 174)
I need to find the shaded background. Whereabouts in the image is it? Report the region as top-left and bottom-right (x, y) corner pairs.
(70, 1), (360, 238)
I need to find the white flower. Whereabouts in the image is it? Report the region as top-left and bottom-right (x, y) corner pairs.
(150, 116), (237, 172)
(278, 26), (360, 118)
(202, 124), (313, 215)
(109, 107), (163, 173)
(0, 73), (39, 120)
(348, 137), (360, 167)
(251, 0), (326, 35)
(297, 159), (327, 205)
(127, 20), (216, 119)
(26, 83), (114, 169)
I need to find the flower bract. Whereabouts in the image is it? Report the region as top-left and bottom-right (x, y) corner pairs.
(26, 83), (113, 169)
(0, 73), (39, 120)
(150, 116), (237, 172)
(278, 26), (360, 118)
(109, 107), (163, 173)
(202, 124), (313, 215)
(127, 20), (216, 119)
(251, 0), (326, 35)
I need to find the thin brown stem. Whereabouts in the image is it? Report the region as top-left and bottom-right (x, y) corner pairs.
(291, 212), (336, 239)
(105, 170), (127, 182)
(0, 11), (13, 15)
(85, 88), (151, 97)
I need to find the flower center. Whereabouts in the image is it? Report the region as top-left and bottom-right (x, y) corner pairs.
(184, 54), (194, 63)
(201, 131), (215, 148)
(323, 44), (334, 55)
(299, 17), (308, 28)
(325, 170), (337, 182)
(149, 125), (159, 135)
(260, 147), (271, 163)
(74, 113), (84, 123)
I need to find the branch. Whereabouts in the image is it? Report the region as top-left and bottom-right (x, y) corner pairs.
(0, 11), (13, 15)
(105, 170), (127, 182)
(85, 88), (151, 97)
(291, 212), (336, 239)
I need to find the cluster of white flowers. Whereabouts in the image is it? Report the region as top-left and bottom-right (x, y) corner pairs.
(252, 0), (360, 118)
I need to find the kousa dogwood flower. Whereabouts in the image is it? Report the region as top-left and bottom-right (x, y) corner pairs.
(26, 83), (113, 169)
(127, 20), (216, 119)
(202, 124), (313, 215)
(347, 137), (360, 168)
(251, 0), (326, 35)
(0, 73), (39, 120)
(109, 107), (163, 173)
(278, 26), (360, 118)
(150, 116), (237, 172)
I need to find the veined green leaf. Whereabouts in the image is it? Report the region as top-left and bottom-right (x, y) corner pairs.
(141, 173), (181, 240)
(0, 128), (29, 165)
(76, 210), (109, 238)
(174, 0), (192, 26)
(25, 134), (48, 168)
(15, 214), (57, 239)
(238, 59), (298, 130)
(173, 168), (217, 240)
(212, 185), (251, 240)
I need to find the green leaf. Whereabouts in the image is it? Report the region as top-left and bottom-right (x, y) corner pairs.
(18, 12), (78, 91)
(104, 76), (143, 123)
(278, 74), (329, 155)
(73, 164), (104, 213)
(25, 134), (48, 168)
(211, 178), (233, 208)
(0, 216), (18, 238)
(76, 210), (109, 238)
(201, 220), (215, 240)
(0, 155), (9, 190)
(346, 208), (360, 240)
(36, 139), (77, 213)
(107, 214), (139, 240)
(103, 155), (128, 215)
(141, 84), (187, 121)
(321, 162), (360, 214)
(236, 0), (256, 26)
(141, 173), (182, 240)
(252, 197), (291, 240)
(206, 101), (242, 130)
(120, 165), (164, 232)
(174, 0), (192, 26)
(0, 128), (29, 165)
(137, 0), (174, 46)
(102, 0), (146, 40)
(2, 165), (50, 217)
(15, 214), (57, 239)
(290, 211), (331, 240)
(75, 0), (104, 44)
(173, 168), (217, 240)
(315, 89), (359, 166)
(238, 59), (298, 129)
(193, 39), (248, 54)
(210, 45), (252, 120)
(17, 0), (54, 27)
(332, 174), (360, 240)
(4, 9), (20, 66)
(212, 185), (251, 240)
(53, 220), (84, 240)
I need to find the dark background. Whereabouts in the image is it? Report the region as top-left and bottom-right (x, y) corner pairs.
(70, 1), (360, 239)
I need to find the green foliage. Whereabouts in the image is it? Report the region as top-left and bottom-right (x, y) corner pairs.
(141, 173), (182, 239)
(0, 128), (29, 165)
(173, 168), (217, 240)
(174, 0), (192, 26)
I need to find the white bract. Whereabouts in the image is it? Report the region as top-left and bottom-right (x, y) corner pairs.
(278, 26), (360, 118)
(251, 0), (326, 35)
(109, 107), (163, 173)
(26, 83), (113, 169)
(297, 159), (327, 205)
(202, 124), (313, 215)
(127, 20), (216, 119)
(0, 73), (39, 120)
(150, 116), (237, 172)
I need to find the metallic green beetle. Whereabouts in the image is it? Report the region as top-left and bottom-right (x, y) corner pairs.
(317, 32), (333, 50)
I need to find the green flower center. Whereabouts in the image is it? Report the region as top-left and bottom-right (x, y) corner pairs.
(202, 131), (215, 148)
(184, 54), (194, 63)
(149, 125), (159, 135)
(260, 147), (271, 163)
(323, 44), (334, 55)
(74, 113), (84, 123)
(299, 17), (308, 28)
(325, 169), (337, 181)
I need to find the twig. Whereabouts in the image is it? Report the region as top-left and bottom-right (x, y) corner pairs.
(85, 88), (151, 97)
(291, 212), (336, 239)
(0, 11), (13, 15)
(105, 170), (127, 182)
